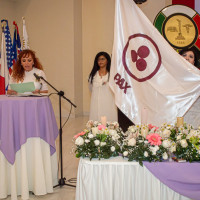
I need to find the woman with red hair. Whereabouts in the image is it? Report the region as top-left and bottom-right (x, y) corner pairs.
(7, 49), (48, 95)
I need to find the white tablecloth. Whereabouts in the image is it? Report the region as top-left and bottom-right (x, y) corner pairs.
(0, 138), (58, 200)
(76, 157), (190, 200)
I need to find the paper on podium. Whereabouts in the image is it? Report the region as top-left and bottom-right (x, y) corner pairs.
(10, 82), (35, 93)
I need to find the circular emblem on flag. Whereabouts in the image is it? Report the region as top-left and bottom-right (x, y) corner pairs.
(154, 5), (200, 50)
(122, 34), (161, 82)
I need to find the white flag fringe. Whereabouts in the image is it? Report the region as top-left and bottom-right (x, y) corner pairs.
(22, 17), (30, 49)
(109, 0), (200, 126)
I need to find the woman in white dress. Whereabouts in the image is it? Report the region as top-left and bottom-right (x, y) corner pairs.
(88, 52), (117, 122)
(179, 48), (200, 128)
(7, 49), (48, 95)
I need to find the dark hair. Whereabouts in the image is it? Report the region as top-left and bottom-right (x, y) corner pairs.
(88, 51), (111, 84)
(179, 47), (199, 68)
(12, 49), (43, 82)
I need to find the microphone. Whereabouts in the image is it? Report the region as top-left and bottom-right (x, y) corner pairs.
(34, 73), (42, 81)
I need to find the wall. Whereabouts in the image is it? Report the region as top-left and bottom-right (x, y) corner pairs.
(0, 0), (79, 118)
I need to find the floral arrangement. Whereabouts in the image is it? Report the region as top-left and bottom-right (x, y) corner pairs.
(73, 120), (124, 160)
(122, 124), (168, 166)
(74, 120), (200, 165)
(159, 123), (200, 162)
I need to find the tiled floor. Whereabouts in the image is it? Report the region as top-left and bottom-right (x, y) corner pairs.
(5, 116), (89, 200)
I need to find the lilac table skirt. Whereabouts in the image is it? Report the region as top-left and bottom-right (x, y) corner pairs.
(0, 95), (59, 164)
(144, 162), (200, 200)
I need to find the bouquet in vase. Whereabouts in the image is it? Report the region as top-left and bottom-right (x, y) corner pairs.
(122, 124), (168, 166)
(160, 123), (200, 162)
(73, 120), (125, 160)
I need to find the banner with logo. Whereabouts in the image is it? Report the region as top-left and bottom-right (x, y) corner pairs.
(109, 0), (200, 126)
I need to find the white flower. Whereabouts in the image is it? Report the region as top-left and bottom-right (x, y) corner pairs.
(93, 121), (99, 126)
(123, 151), (128, 156)
(128, 138), (136, 146)
(177, 135), (182, 140)
(150, 146), (159, 155)
(180, 139), (188, 148)
(162, 129), (171, 138)
(113, 121), (119, 127)
(94, 140), (100, 146)
(162, 152), (168, 160)
(85, 139), (90, 143)
(88, 134), (94, 139)
(92, 127), (99, 136)
(170, 143), (176, 152)
(100, 142), (106, 146)
(112, 133), (120, 141)
(111, 146), (115, 152)
(109, 130), (117, 136)
(128, 126), (136, 133)
(75, 137), (84, 146)
(162, 140), (171, 148)
(86, 120), (93, 129)
(144, 151), (148, 157)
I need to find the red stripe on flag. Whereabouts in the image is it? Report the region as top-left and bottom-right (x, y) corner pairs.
(172, 0), (194, 9)
(0, 76), (5, 95)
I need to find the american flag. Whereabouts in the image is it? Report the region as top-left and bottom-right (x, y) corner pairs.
(1, 19), (13, 74)
(12, 21), (21, 64)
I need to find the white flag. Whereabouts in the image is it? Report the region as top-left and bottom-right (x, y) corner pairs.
(109, 0), (200, 126)
(22, 17), (30, 49)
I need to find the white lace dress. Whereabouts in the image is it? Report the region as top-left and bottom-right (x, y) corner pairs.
(89, 72), (117, 122)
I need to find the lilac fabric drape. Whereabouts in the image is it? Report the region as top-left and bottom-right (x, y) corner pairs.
(144, 162), (200, 200)
(0, 95), (59, 164)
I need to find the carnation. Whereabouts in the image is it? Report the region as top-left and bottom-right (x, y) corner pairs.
(162, 129), (171, 138)
(162, 140), (171, 148)
(85, 139), (90, 143)
(100, 142), (106, 146)
(162, 152), (168, 160)
(75, 137), (84, 146)
(180, 139), (188, 148)
(94, 140), (100, 146)
(170, 143), (176, 153)
(128, 138), (136, 146)
(144, 151), (148, 157)
(88, 134), (94, 139)
(109, 130), (117, 136)
(123, 151), (128, 156)
(111, 146), (115, 152)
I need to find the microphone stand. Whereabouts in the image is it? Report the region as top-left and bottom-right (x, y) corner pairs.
(39, 76), (76, 188)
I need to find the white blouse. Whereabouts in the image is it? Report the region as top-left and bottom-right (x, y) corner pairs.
(8, 67), (48, 91)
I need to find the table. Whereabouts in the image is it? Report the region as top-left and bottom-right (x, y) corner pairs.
(0, 95), (59, 200)
(76, 157), (194, 200)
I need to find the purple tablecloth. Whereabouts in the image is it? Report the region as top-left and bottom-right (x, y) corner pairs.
(144, 161), (200, 200)
(0, 95), (59, 164)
